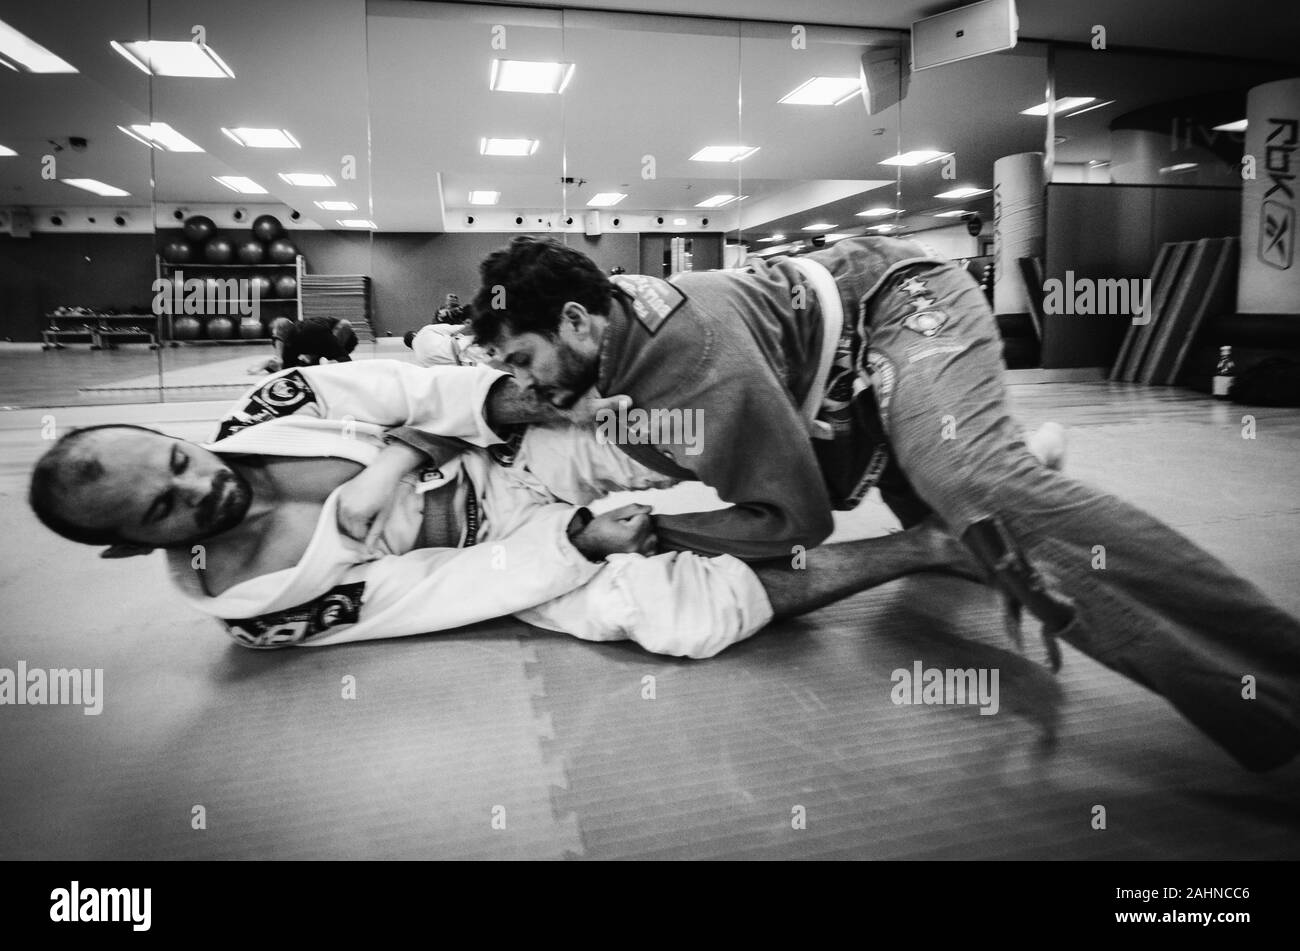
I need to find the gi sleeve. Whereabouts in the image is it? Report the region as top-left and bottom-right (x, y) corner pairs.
(632, 356), (834, 561)
(222, 360), (511, 447)
(221, 504), (601, 648)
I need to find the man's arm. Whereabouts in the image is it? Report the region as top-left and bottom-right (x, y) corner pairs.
(621, 356), (835, 561)
(218, 502), (655, 649)
(481, 378), (637, 436)
(221, 360), (512, 446)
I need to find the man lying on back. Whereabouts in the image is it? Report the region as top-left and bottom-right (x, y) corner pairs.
(28, 360), (978, 657)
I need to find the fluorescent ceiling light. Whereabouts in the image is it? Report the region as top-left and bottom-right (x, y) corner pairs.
(279, 172), (335, 187)
(695, 194), (744, 208)
(672, 217), (688, 226)
(0, 19), (77, 72)
(118, 122), (203, 152)
(935, 186), (989, 199)
(1021, 96), (1095, 117)
(1159, 162), (1198, 174)
(480, 137), (539, 157)
(934, 209), (968, 218)
(0, 144), (17, 157)
(110, 39), (234, 78)
(879, 149), (950, 166)
(758, 234), (786, 242)
(222, 127), (300, 148)
(690, 145), (759, 162)
(468, 191), (500, 205)
(856, 207), (898, 218)
(587, 193), (626, 207)
(62, 178), (129, 197)
(315, 200), (357, 211)
(802, 223), (836, 231)
(489, 59), (574, 94)
(1212, 119), (1248, 133)
(779, 77), (861, 106)
(868, 223), (898, 232)
(337, 219), (377, 229)
(1058, 99), (1115, 119)
(213, 176), (267, 194)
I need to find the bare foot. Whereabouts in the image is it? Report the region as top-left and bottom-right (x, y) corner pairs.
(1027, 421), (1067, 471)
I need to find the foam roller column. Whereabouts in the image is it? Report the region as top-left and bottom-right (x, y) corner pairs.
(993, 152), (1045, 315)
(1238, 76), (1300, 314)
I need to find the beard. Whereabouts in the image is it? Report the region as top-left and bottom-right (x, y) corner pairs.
(193, 467), (253, 538)
(540, 346), (601, 410)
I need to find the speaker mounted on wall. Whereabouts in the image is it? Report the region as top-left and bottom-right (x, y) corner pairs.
(911, 0), (1018, 72)
(859, 47), (909, 115)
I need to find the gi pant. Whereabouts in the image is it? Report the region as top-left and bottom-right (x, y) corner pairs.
(855, 257), (1300, 772)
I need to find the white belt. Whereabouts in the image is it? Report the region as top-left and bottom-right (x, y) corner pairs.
(789, 256), (844, 440)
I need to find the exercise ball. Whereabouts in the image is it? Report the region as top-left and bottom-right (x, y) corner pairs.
(183, 215), (217, 245)
(239, 317), (265, 339)
(161, 238), (193, 264)
(206, 316), (235, 339)
(172, 316), (201, 340)
(247, 275), (274, 301)
(235, 238), (266, 265)
(204, 236), (235, 264)
(252, 214), (284, 243)
(267, 238), (298, 264)
(273, 275), (297, 299)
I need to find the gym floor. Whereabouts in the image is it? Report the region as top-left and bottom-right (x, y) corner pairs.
(1, 351), (1298, 860)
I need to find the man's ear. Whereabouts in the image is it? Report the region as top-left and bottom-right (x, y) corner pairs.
(560, 301), (591, 335)
(100, 543), (155, 559)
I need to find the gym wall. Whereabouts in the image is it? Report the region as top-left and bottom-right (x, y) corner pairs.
(0, 230), (644, 342)
(637, 235), (723, 277)
(1041, 184), (1240, 368)
(360, 231), (640, 335)
(0, 233), (158, 342)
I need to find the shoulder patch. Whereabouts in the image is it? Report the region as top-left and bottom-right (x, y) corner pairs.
(224, 581), (365, 648)
(216, 370), (318, 441)
(613, 274), (687, 335)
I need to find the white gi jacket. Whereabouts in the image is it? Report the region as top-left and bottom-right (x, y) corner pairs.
(166, 360), (773, 658)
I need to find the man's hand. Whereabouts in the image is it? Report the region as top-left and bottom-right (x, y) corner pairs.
(336, 467), (401, 548)
(556, 392), (632, 427)
(336, 442), (427, 548)
(570, 503), (658, 560)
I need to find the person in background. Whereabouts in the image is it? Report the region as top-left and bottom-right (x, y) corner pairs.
(249, 316), (358, 374)
(404, 323), (472, 367)
(433, 293), (464, 324)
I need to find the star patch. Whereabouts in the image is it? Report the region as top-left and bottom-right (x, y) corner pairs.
(904, 310), (948, 337)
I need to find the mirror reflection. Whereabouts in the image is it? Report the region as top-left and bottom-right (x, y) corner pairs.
(150, 0), (374, 397)
(0, 0), (157, 407)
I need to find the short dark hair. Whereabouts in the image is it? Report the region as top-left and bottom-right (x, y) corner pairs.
(403, 330), (418, 349)
(28, 423), (162, 545)
(470, 236), (622, 344)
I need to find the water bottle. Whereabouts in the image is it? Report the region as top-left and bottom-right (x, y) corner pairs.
(1212, 345), (1235, 399)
